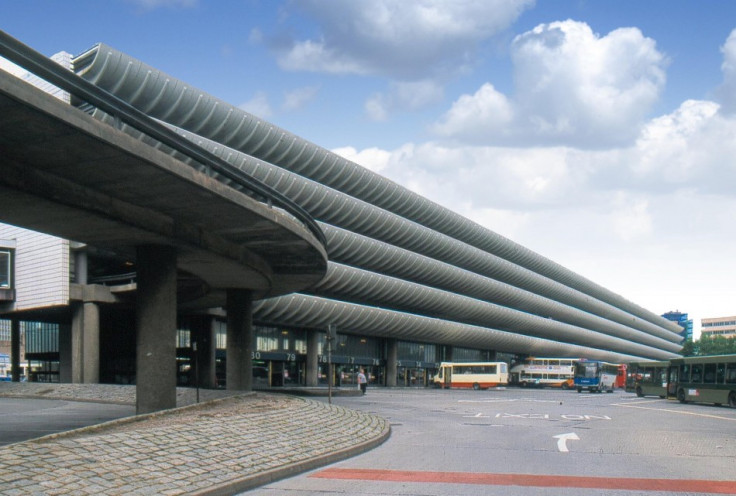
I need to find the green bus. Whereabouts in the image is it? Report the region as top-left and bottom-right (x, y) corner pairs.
(667, 354), (736, 407)
(627, 360), (669, 398)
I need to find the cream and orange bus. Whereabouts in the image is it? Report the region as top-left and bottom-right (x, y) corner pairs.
(432, 361), (508, 390)
(509, 357), (579, 389)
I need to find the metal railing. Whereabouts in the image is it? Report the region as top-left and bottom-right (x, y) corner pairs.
(0, 29), (326, 248)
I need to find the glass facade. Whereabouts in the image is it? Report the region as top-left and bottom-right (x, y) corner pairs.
(254, 325), (306, 353)
(2, 314), (500, 388)
(662, 311), (693, 342)
(24, 322), (59, 354)
(452, 347), (487, 362)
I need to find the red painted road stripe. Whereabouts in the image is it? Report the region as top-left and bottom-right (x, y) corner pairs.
(311, 468), (736, 494)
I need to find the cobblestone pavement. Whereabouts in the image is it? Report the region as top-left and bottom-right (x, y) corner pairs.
(0, 383), (390, 495)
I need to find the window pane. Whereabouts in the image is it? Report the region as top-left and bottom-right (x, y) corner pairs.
(703, 363), (716, 384)
(0, 251), (10, 288)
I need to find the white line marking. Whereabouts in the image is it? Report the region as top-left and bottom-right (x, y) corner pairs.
(612, 402), (736, 421)
(553, 432), (579, 452)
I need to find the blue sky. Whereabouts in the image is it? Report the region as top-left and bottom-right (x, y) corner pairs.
(3, 0), (736, 335)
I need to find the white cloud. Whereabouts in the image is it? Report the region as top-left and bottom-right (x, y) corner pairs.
(278, 0), (534, 80)
(281, 85), (320, 112)
(629, 99), (736, 197)
(431, 83), (513, 139)
(716, 28), (736, 114)
(365, 80), (444, 121)
(278, 39), (369, 75)
(608, 193), (652, 241)
(238, 91), (273, 119)
(342, 91), (736, 318)
(633, 99), (720, 182)
(332, 146), (393, 174)
(433, 20), (668, 148)
(340, 25), (736, 322)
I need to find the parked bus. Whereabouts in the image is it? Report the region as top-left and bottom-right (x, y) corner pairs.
(615, 363), (628, 389)
(509, 357), (578, 389)
(432, 362), (508, 390)
(627, 360), (669, 398)
(574, 360), (619, 393)
(667, 354), (736, 408)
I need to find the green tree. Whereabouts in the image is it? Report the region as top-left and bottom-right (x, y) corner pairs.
(691, 335), (736, 356)
(680, 339), (695, 356)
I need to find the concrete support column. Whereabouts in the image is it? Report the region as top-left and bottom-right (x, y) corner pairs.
(10, 318), (20, 382)
(226, 289), (252, 391)
(385, 338), (398, 387)
(69, 301), (101, 383)
(71, 304), (84, 383)
(191, 316), (217, 389)
(59, 322), (72, 383)
(306, 329), (319, 387)
(135, 245), (177, 415)
(75, 248), (88, 284)
(82, 302), (100, 383)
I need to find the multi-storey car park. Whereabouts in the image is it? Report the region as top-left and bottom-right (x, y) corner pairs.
(0, 35), (682, 401)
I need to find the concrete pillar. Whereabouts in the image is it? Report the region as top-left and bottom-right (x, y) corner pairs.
(59, 322), (72, 383)
(75, 248), (88, 284)
(71, 304), (84, 383)
(69, 301), (100, 383)
(445, 345), (454, 362)
(10, 318), (20, 382)
(135, 245), (177, 415)
(191, 315), (217, 389)
(82, 302), (100, 383)
(306, 329), (319, 387)
(385, 338), (398, 387)
(226, 289), (252, 391)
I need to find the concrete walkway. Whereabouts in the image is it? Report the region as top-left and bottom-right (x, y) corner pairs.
(0, 383), (390, 495)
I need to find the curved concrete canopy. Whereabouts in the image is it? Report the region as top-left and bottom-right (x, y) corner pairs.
(0, 69), (326, 300)
(71, 43), (683, 361)
(252, 294), (665, 363)
(73, 43), (681, 337)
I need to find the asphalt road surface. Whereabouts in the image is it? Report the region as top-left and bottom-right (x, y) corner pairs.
(248, 387), (736, 495)
(0, 397), (134, 446)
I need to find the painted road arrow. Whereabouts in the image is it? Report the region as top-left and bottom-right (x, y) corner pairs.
(553, 432), (579, 452)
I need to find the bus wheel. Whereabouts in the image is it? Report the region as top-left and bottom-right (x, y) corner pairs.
(729, 391), (736, 408)
(636, 387), (643, 397)
(677, 388), (687, 403)
(577, 387), (582, 393)
(561, 382), (569, 390)
(473, 383), (480, 391)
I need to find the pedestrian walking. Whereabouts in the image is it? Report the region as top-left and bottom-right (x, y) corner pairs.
(357, 368), (367, 395)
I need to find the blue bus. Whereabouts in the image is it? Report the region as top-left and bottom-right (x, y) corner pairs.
(574, 360), (619, 393)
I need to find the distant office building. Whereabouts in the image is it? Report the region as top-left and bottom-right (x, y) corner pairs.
(701, 316), (736, 339)
(661, 311), (693, 342)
